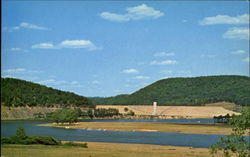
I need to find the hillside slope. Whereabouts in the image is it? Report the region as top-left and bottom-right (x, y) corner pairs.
(91, 75), (250, 106)
(1, 78), (94, 108)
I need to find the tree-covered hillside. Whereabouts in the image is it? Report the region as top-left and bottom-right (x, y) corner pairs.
(91, 75), (250, 106)
(1, 78), (94, 108)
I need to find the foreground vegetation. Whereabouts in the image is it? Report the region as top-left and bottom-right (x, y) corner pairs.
(210, 108), (250, 157)
(91, 75), (250, 106)
(41, 122), (234, 135)
(1, 142), (223, 157)
(1, 126), (87, 148)
(1, 78), (94, 108)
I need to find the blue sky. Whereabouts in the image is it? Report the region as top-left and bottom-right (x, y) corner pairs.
(2, 1), (249, 97)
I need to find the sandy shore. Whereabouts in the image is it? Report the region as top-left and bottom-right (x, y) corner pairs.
(41, 122), (234, 135)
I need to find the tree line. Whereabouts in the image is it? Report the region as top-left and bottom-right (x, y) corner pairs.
(46, 107), (133, 123)
(91, 75), (250, 106)
(1, 78), (94, 108)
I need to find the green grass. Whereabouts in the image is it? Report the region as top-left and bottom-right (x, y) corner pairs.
(1, 142), (222, 157)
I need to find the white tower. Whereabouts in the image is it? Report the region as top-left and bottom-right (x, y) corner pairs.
(152, 101), (157, 115)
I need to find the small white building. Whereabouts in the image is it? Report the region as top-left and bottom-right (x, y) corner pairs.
(152, 101), (157, 115)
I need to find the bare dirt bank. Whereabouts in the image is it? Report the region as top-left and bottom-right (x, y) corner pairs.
(1, 106), (58, 120)
(96, 104), (240, 118)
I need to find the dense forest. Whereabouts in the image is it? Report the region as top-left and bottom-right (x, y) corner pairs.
(91, 75), (250, 106)
(1, 78), (94, 108)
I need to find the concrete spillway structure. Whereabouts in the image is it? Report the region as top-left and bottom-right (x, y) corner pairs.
(152, 101), (157, 115)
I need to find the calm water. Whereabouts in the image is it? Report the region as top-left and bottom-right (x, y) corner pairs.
(1, 119), (226, 148)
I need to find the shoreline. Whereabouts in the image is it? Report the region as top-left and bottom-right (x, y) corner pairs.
(1, 116), (216, 121)
(40, 122), (233, 135)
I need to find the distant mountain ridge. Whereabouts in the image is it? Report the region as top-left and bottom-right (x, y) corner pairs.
(90, 75), (250, 106)
(1, 78), (94, 108)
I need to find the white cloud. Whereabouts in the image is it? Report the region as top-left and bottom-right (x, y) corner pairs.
(19, 22), (49, 30)
(134, 75), (150, 79)
(32, 42), (56, 49)
(231, 50), (245, 55)
(243, 57), (249, 62)
(100, 12), (130, 22)
(4, 22), (49, 32)
(3, 68), (26, 74)
(151, 60), (177, 65)
(126, 4), (164, 20)
(31, 40), (100, 50)
(160, 70), (191, 76)
(154, 52), (175, 57)
(223, 27), (249, 40)
(2, 68), (43, 78)
(100, 4), (164, 22)
(122, 68), (139, 74)
(10, 48), (21, 51)
(199, 14), (249, 25)
(38, 79), (81, 87)
(59, 40), (99, 50)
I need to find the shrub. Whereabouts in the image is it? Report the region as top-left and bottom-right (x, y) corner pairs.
(1, 137), (14, 144)
(24, 136), (61, 145)
(124, 107), (129, 112)
(62, 142), (88, 148)
(1, 126), (61, 145)
(127, 110), (135, 116)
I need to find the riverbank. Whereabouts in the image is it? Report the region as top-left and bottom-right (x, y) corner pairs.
(1, 142), (223, 157)
(41, 122), (233, 135)
(97, 104), (240, 118)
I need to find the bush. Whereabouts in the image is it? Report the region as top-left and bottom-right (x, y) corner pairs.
(127, 110), (135, 116)
(24, 136), (61, 145)
(62, 142), (88, 148)
(124, 107), (129, 112)
(94, 108), (119, 117)
(1, 137), (14, 144)
(1, 126), (61, 145)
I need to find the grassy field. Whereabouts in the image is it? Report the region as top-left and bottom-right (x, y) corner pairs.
(1, 142), (224, 157)
(41, 122), (233, 135)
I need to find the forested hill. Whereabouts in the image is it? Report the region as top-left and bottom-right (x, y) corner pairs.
(91, 75), (250, 106)
(1, 78), (94, 108)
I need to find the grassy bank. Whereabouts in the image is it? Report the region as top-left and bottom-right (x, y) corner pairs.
(1, 142), (223, 157)
(41, 122), (233, 135)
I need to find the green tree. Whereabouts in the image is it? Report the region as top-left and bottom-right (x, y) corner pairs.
(210, 108), (250, 157)
(51, 108), (79, 124)
(15, 126), (27, 140)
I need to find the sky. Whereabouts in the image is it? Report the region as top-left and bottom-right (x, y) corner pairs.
(2, 1), (249, 97)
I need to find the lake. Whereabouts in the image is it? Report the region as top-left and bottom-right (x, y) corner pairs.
(1, 119), (226, 148)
